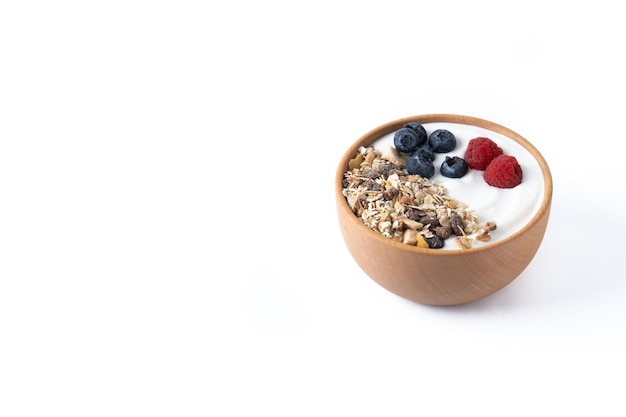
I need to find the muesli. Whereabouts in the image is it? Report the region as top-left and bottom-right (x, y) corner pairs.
(342, 145), (496, 249)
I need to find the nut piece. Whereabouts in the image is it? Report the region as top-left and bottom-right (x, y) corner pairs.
(402, 229), (418, 245)
(348, 153), (364, 170)
(484, 221), (497, 232)
(475, 221), (497, 242)
(380, 146), (406, 167)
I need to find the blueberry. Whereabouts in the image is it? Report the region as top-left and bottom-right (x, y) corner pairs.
(412, 145), (434, 162)
(440, 156), (468, 178)
(406, 154), (435, 178)
(393, 127), (421, 154)
(403, 123), (427, 148)
(428, 129), (456, 153)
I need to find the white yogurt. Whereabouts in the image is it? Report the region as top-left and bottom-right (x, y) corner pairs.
(374, 122), (545, 250)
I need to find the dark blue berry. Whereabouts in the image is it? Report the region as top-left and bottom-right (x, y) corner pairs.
(393, 127), (420, 154)
(412, 145), (434, 162)
(428, 129), (456, 153)
(440, 156), (468, 178)
(406, 154), (435, 178)
(403, 123), (427, 148)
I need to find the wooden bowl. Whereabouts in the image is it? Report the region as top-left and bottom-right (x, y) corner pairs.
(335, 114), (553, 306)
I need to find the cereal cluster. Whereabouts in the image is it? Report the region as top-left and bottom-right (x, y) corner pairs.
(342, 146), (496, 249)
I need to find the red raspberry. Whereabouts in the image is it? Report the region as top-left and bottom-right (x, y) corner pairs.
(464, 137), (503, 170)
(483, 155), (523, 188)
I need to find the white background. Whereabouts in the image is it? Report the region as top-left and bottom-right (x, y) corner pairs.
(1, 1), (624, 416)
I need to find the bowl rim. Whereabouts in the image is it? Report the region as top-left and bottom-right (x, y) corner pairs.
(335, 113), (553, 256)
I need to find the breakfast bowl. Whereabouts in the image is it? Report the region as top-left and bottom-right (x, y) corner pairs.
(335, 114), (553, 306)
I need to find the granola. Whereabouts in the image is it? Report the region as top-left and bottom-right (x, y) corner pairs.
(342, 146), (496, 249)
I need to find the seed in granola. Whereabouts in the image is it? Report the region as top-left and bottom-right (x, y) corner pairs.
(399, 194), (413, 205)
(393, 199), (406, 214)
(362, 168), (381, 179)
(379, 163), (402, 178)
(363, 179), (381, 191)
(382, 187), (399, 201)
(378, 221), (391, 234)
(358, 197), (368, 210)
(435, 225), (452, 240)
(450, 211), (465, 236)
(425, 235), (445, 249)
(405, 207), (420, 221)
(419, 216), (440, 227)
